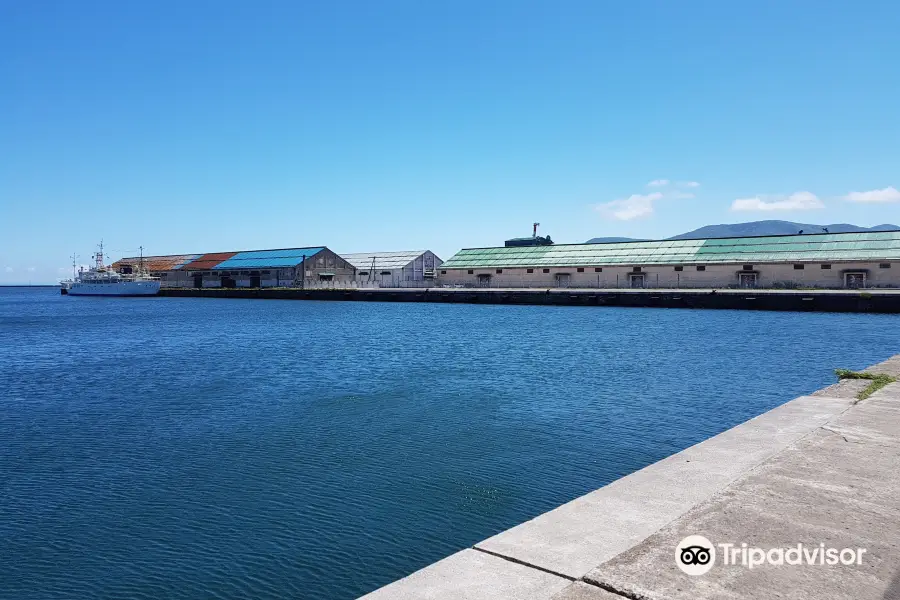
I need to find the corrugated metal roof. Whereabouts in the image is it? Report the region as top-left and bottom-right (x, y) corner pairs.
(341, 251), (429, 270)
(181, 252), (239, 270)
(440, 231), (900, 269)
(111, 254), (200, 271)
(213, 247), (325, 269)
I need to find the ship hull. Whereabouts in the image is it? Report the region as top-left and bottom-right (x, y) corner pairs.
(66, 281), (161, 296)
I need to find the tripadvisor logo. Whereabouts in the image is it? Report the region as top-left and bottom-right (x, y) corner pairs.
(676, 535), (867, 576)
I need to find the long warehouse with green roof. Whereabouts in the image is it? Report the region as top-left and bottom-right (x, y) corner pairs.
(437, 231), (900, 289)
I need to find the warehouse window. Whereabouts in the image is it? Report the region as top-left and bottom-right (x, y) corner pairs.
(359, 271), (369, 276)
(577, 267), (584, 272)
(632, 266), (642, 273)
(380, 271), (391, 276)
(696, 265), (706, 271)
(821, 264), (832, 270)
(594, 267), (602, 272)
(880, 263), (891, 269)
(542, 268), (550, 273)
(743, 265), (753, 271)
(527, 268), (534, 273)
(794, 264), (805, 270)
(467, 270), (474, 275)
(441, 270), (446, 275)
(496, 269), (503, 274)
(674, 266), (683, 272)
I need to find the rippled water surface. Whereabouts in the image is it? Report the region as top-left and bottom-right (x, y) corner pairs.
(0, 287), (896, 599)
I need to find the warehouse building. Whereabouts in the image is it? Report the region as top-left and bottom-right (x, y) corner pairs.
(437, 231), (900, 289)
(113, 246), (355, 288)
(340, 251), (443, 286)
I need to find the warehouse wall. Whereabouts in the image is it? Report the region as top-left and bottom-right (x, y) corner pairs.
(400, 251), (442, 282)
(301, 249), (356, 282)
(438, 261), (898, 289)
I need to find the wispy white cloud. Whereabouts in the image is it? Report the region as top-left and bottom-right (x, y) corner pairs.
(731, 191), (824, 212)
(595, 192), (664, 220)
(648, 179), (700, 189)
(4, 267), (12, 273)
(596, 178), (700, 220)
(844, 186), (900, 204)
(27, 267), (36, 273)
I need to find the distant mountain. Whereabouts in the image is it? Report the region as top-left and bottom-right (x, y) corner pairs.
(584, 236), (648, 244)
(669, 220), (900, 240)
(586, 220), (899, 244)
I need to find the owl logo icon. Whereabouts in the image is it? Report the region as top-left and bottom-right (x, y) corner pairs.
(676, 535), (715, 575)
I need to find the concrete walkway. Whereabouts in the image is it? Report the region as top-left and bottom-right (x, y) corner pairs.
(360, 356), (900, 600)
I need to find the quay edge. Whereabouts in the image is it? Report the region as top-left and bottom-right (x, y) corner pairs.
(157, 287), (900, 313)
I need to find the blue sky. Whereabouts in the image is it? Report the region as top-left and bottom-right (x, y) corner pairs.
(2, 0), (898, 283)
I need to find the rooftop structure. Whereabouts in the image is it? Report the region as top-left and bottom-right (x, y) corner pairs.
(180, 252), (239, 271)
(505, 222), (554, 247)
(112, 254), (200, 273)
(212, 247), (325, 269)
(504, 236), (554, 247)
(113, 247), (328, 272)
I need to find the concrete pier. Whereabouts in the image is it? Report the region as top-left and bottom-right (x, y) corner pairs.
(159, 287), (900, 313)
(359, 356), (900, 599)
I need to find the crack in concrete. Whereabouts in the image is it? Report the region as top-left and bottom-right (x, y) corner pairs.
(470, 546), (576, 582)
(821, 425), (851, 442)
(583, 577), (650, 600)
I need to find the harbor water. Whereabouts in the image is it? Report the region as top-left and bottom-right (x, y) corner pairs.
(0, 286), (897, 599)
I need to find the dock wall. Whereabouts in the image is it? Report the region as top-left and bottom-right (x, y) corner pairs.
(158, 287), (900, 313)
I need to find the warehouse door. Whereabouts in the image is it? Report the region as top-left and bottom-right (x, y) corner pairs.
(844, 272), (866, 289)
(477, 274), (492, 287)
(555, 273), (571, 288)
(221, 276), (236, 288)
(250, 276), (261, 288)
(629, 274), (645, 288)
(739, 273), (757, 288)
(193, 274), (202, 289)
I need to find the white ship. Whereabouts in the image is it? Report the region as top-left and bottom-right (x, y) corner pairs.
(61, 242), (160, 296)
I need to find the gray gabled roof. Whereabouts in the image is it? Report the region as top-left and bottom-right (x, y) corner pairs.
(341, 251), (432, 270)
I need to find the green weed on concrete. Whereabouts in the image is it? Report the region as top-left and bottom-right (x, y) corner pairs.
(835, 369), (897, 401)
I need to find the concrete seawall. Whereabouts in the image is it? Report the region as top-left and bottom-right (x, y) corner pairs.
(159, 287), (900, 313)
(359, 355), (900, 599)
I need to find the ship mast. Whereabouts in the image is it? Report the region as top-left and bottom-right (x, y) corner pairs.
(139, 245), (144, 274)
(70, 253), (78, 280)
(94, 240), (105, 270)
